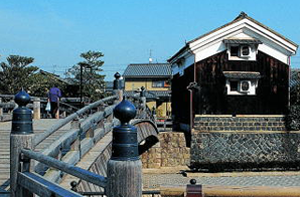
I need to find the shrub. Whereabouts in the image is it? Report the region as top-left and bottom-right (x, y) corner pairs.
(285, 105), (300, 131)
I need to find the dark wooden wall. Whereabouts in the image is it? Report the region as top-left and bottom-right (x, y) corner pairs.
(196, 51), (289, 114)
(171, 50), (289, 126)
(171, 65), (194, 126)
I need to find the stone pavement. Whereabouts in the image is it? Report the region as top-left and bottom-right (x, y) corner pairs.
(143, 168), (300, 189)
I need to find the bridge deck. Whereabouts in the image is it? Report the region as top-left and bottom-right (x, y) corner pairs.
(0, 119), (71, 190)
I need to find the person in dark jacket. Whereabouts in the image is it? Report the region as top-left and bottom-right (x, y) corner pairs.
(48, 86), (62, 119)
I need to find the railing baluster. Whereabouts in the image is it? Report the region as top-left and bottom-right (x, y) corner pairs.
(107, 98), (142, 197)
(33, 97), (40, 120)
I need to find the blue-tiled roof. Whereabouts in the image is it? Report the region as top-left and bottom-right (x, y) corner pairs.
(124, 90), (171, 99)
(123, 63), (171, 78)
(223, 71), (261, 79)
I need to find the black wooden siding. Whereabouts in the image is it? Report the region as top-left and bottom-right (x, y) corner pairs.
(171, 65), (194, 126)
(172, 51), (289, 125)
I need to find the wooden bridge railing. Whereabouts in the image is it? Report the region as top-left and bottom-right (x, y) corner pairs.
(33, 96), (118, 178)
(10, 86), (144, 196)
(9, 73), (152, 197)
(0, 94), (83, 121)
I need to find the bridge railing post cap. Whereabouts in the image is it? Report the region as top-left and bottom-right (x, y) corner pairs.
(190, 179), (197, 185)
(114, 72), (121, 79)
(113, 99), (136, 124)
(12, 89), (33, 134)
(14, 89), (31, 107)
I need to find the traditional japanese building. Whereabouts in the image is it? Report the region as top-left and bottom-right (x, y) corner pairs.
(169, 12), (299, 170)
(169, 12), (298, 131)
(123, 63), (172, 118)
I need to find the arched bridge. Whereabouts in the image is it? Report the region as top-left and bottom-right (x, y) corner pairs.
(60, 119), (159, 192)
(0, 90), (159, 195)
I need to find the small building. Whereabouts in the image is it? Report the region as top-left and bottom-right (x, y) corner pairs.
(169, 12), (299, 170)
(123, 63), (172, 118)
(169, 12), (298, 131)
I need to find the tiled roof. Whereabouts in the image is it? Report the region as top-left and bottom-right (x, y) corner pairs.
(124, 90), (171, 99)
(168, 12), (298, 62)
(123, 63), (171, 78)
(290, 69), (300, 88)
(223, 71), (261, 79)
(223, 39), (262, 44)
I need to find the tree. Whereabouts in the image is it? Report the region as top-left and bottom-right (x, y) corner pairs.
(66, 50), (106, 102)
(27, 72), (66, 97)
(0, 55), (38, 94)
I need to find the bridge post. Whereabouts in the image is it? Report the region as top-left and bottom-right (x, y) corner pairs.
(113, 72), (123, 102)
(0, 98), (3, 117)
(33, 97), (40, 120)
(106, 99), (142, 197)
(10, 90), (34, 197)
(140, 86), (147, 119)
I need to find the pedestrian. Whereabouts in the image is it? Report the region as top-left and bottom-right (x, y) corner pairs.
(48, 85), (62, 119)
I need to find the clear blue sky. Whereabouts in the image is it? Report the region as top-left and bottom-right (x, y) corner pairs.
(0, 0), (299, 81)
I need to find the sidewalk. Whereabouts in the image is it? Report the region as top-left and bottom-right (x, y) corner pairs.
(142, 167), (300, 189)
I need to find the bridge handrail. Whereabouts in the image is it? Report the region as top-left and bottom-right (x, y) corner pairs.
(22, 148), (107, 188)
(34, 95), (118, 146)
(34, 105), (117, 174)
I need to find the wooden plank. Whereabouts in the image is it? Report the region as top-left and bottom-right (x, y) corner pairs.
(21, 149), (107, 188)
(34, 129), (80, 174)
(43, 151), (80, 183)
(106, 160), (142, 197)
(80, 138), (94, 157)
(34, 95), (117, 146)
(10, 133), (34, 197)
(18, 172), (82, 197)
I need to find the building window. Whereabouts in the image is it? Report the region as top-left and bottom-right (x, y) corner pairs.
(241, 45), (250, 56)
(230, 81), (238, 91)
(240, 80), (250, 91)
(152, 80), (170, 88)
(230, 46), (239, 56)
(152, 81), (165, 88)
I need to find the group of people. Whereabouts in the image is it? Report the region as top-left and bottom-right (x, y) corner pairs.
(47, 86), (61, 119)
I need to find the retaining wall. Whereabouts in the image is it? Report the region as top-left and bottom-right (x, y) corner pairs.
(191, 115), (300, 171)
(141, 132), (190, 168)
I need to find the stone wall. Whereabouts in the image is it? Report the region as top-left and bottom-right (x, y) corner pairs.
(194, 115), (286, 132)
(141, 132), (190, 168)
(191, 115), (300, 171)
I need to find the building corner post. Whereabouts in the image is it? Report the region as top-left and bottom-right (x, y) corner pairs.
(106, 99), (142, 197)
(10, 90), (34, 197)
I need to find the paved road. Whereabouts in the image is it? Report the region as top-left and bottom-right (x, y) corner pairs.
(143, 172), (300, 189)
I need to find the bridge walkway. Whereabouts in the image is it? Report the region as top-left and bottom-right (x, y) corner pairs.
(0, 119), (71, 190)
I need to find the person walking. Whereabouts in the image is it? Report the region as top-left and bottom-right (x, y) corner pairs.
(48, 86), (62, 119)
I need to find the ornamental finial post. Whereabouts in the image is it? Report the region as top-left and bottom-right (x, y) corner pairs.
(113, 72), (123, 102)
(11, 90), (33, 134)
(107, 98), (142, 197)
(10, 89), (34, 197)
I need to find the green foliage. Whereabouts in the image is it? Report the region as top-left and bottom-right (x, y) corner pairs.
(27, 73), (66, 97)
(290, 86), (300, 106)
(285, 105), (300, 131)
(66, 50), (106, 101)
(0, 55), (38, 94)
